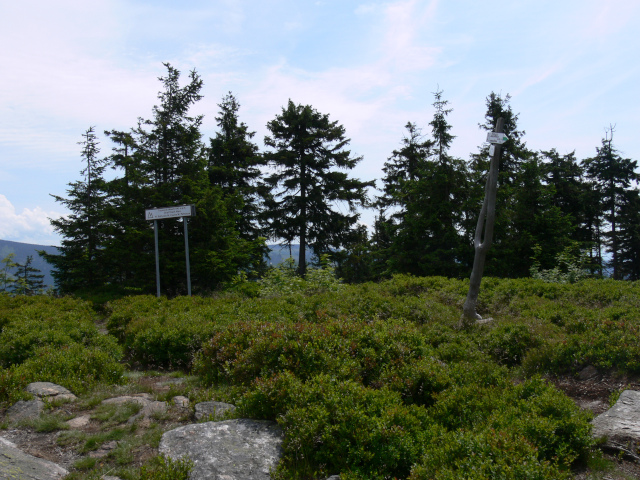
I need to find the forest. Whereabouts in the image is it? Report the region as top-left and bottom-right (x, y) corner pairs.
(39, 63), (640, 296)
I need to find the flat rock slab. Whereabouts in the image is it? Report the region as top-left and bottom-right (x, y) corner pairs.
(26, 382), (76, 401)
(5, 399), (44, 422)
(194, 401), (236, 421)
(592, 390), (640, 450)
(159, 419), (283, 480)
(0, 436), (68, 479)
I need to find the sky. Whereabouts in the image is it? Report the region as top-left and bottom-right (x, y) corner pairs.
(1, 0), (639, 246)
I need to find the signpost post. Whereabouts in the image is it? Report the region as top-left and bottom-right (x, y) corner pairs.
(145, 205), (196, 297)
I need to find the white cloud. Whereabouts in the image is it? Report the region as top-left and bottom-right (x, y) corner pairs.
(0, 195), (63, 246)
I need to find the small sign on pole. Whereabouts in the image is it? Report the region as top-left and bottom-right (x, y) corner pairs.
(486, 132), (508, 144)
(145, 205), (196, 297)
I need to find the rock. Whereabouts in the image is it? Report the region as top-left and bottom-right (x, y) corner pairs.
(101, 394), (167, 424)
(5, 399), (44, 422)
(102, 476), (123, 480)
(325, 476), (341, 480)
(0, 435), (68, 479)
(194, 401), (235, 421)
(66, 414), (91, 428)
(26, 382), (76, 401)
(88, 440), (119, 459)
(591, 390), (640, 459)
(578, 365), (599, 381)
(173, 396), (189, 408)
(159, 419), (283, 480)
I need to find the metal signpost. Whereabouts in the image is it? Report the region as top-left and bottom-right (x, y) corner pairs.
(145, 205), (196, 297)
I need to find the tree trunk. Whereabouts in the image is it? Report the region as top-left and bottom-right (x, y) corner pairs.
(461, 118), (504, 327)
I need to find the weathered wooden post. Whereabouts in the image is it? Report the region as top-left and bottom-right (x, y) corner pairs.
(461, 118), (506, 327)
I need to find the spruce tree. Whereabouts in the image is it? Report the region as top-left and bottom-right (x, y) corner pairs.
(44, 127), (110, 292)
(103, 64), (266, 293)
(264, 100), (373, 276)
(583, 127), (640, 279)
(618, 189), (640, 279)
(208, 93), (266, 236)
(377, 89), (468, 277)
(0, 253), (17, 293)
(13, 256), (45, 295)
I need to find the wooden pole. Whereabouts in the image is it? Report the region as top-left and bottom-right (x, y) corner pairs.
(461, 117), (504, 327)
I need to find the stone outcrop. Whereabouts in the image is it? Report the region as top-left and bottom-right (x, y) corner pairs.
(0, 436), (68, 480)
(5, 399), (44, 422)
(591, 389), (640, 460)
(25, 382), (76, 402)
(159, 419), (283, 480)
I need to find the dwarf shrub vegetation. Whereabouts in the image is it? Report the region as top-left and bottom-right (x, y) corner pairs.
(3, 276), (640, 478)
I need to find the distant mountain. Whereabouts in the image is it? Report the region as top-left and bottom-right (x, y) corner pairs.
(0, 239), (59, 289)
(266, 244), (315, 266)
(0, 239), (314, 291)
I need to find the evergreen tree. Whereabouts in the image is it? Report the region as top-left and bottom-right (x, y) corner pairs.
(43, 127), (111, 292)
(0, 253), (17, 293)
(617, 188), (640, 280)
(264, 100), (373, 276)
(466, 92), (575, 277)
(583, 127), (640, 279)
(13, 256), (45, 295)
(208, 92), (267, 240)
(103, 64), (265, 294)
(377, 90), (468, 277)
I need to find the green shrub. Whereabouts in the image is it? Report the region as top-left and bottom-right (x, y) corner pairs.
(240, 373), (438, 480)
(0, 367), (31, 407)
(11, 343), (126, 395)
(194, 317), (435, 387)
(410, 428), (570, 480)
(481, 323), (539, 367)
(0, 296), (120, 368)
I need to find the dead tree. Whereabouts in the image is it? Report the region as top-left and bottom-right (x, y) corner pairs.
(461, 117), (504, 327)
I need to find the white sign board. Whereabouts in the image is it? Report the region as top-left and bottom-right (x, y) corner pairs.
(145, 205), (195, 221)
(486, 132), (508, 144)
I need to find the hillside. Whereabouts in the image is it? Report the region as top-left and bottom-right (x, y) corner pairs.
(0, 239), (58, 289)
(0, 239), (311, 291)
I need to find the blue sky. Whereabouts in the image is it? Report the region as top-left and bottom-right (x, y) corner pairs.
(1, 0), (639, 246)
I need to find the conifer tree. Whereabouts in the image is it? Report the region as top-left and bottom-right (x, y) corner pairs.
(44, 127), (110, 292)
(13, 256), (45, 295)
(103, 64), (265, 293)
(0, 253), (17, 293)
(264, 100), (373, 276)
(377, 90), (468, 277)
(617, 189), (640, 279)
(208, 92), (269, 245)
(584, 127), (640, 279)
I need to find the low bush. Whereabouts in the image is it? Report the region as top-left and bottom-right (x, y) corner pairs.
(10, 343), (126, 396)
(0, 295), (120, 368)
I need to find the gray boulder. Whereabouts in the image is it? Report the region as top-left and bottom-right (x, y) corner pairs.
(159, 419), (283, 480)
(25, 382), (76, 402)
(5, 399), (44, 422)
(591, 390), (640, 459)
(194, 401), (236, 421)
(0, 436), (68, 479)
